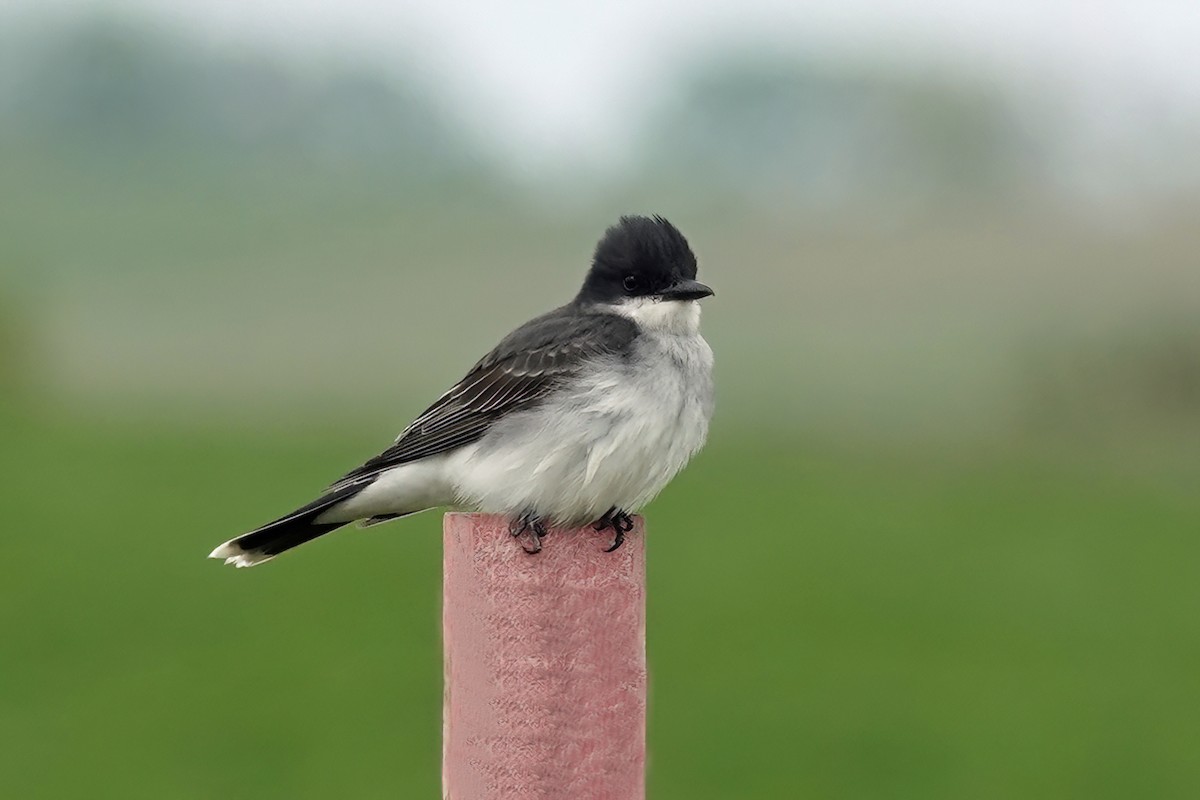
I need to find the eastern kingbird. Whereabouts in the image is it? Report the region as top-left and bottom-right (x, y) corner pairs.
(209, 215), (714, 567)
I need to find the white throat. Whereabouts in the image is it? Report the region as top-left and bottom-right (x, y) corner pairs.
(608, 297), (703, 335)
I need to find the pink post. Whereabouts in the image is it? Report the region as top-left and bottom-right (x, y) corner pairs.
(442, 512), (647, 800)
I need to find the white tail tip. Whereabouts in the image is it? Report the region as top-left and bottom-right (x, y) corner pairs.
(208, 540), (275, 568)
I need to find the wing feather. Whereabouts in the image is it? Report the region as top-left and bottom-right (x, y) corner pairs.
(331, 307), (637, 487)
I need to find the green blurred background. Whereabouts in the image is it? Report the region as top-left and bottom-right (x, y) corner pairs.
(2, 2), (1199, 797)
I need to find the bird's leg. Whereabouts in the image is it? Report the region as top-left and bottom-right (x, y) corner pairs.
(605, 510), (634, 553)
(592, 507), (616, 531)
(510, 512), (548, 554)
(592, 507), (634, 552)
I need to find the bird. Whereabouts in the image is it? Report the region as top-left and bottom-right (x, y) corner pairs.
(208, 215), (714, 567)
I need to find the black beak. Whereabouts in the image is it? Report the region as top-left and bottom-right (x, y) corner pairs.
(659, 279), (715, 301)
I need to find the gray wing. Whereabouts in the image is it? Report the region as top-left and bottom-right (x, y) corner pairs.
(333, 307), (637, 486)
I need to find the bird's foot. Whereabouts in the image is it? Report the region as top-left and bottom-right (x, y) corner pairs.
(592, 507), (634, 552)
(510, 512), (548, 554)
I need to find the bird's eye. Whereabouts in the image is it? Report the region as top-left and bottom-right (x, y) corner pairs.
(622, 275), (639, 293)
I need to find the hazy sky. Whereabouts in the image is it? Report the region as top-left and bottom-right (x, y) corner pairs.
(4, 0), (1198, 168)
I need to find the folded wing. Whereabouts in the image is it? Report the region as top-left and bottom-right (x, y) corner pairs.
(332, 307), (638, 487)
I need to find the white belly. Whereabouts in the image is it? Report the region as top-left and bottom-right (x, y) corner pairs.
(448, 331), (714, 524)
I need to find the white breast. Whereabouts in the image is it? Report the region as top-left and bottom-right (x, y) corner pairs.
(448, 300), (714, 524)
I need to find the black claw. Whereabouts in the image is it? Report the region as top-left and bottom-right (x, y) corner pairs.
(593, 507), (633, 552)
(603, 527), (625, 553)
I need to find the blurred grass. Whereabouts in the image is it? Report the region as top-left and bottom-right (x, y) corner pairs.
(2, 17), (1197, 798)
(2, 404), (1197, 798)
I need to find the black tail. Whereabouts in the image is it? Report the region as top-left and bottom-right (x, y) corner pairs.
(209, 483), (367, 568)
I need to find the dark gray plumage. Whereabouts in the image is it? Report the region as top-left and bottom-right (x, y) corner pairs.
(335, 309), (639, 485)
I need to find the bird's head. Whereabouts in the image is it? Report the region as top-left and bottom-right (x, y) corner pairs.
(576, 215), (713, 331)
